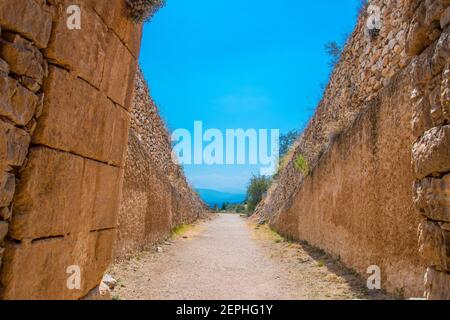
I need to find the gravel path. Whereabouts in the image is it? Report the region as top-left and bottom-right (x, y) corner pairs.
(109, 214), (391, 300)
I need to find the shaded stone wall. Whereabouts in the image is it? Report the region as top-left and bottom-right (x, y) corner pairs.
(259, 0), (450, 298)
(0, 0), (141, 299)
(115, 70), (207, 260)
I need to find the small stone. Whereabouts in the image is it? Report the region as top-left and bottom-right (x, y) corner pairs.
(156, 246), (163, 253)
(102, 274), (117, 290)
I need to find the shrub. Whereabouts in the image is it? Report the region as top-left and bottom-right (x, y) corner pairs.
(246, 175), (271, 215)
(294, 154), (309, 175)
(126, 0), (165, 23)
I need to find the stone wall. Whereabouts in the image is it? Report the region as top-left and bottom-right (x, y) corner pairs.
(114, 70), (207, 260)
(259, 0), (450, 298)
(0, 0), (141, 299)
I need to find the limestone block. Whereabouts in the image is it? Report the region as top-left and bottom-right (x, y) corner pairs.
(441, 6), (450, 28)
(10, 147), (122, 240)
(0, 34), (46, 84)
(45, 1), (107, 88)
(0, 172), (14, 207)
(101, 31), (137, 109)
(431, 27), (450, 75)
(0, 221), (8, 243)
(418, 219), (449, 270)
(412, 95), (434, 138)
(0, 207), (11, 221)
(412, 125), (450, 179)
(414, 174), (450, 222)
(406, 4), (431, 56)
(0, 229), (116, 300)
(424, 267), (450, 300)
(429, 85), (446, 127)
(0, 120), (31, 168)
(0, 74), (39, 126)
(0, 0), (52, 49)
(87, 0), (143, 58)
(33, 66), (129, 166)
(0, 58), (9, 74)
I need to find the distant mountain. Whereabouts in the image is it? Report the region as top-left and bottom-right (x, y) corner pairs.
(196, 189), (246, 208)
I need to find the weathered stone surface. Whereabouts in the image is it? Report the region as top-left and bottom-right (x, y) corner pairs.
(0, 172), (14, 207)
(418, 219), (449, 270)
(101, 32), (137, 109)
(0, 121), (30, 168)
(441, 64), (450, 121)
(33, 66), (129, 166)
(10, 147), (122, 240)
(441, 6), (450, 28)
(45, 1), (107, 88)
(414, 174), (450, 222)
(412, 125), (450, 179)
(0, 207), (11, 221)
(406, 3), (431, 56)
(0, 229), (116, 300)
(0, 74), (39, 126)
(0, 0), (52, 49)
(87, 0), (143, 58)
(0, 34), (46, 84)
(424, 267), (450, 300)
(0, 221), (8, 243)
(0, 58), (9, 74)
(412, 95), (434, 137)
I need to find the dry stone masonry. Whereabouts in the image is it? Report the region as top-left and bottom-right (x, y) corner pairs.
(408, 0), (450, 300)
(0, 0), (141, 299)
(257, 0), (450, 298)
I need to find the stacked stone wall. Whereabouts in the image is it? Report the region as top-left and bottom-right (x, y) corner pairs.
(259, 0), (450, 298)
(0, 0), (141, 299)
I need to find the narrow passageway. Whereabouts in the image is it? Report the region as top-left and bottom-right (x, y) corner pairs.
(109, 214), (390, 300)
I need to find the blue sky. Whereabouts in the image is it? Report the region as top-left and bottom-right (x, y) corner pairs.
(140, 0), (360, 193)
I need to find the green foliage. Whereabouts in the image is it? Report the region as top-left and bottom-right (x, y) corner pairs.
(324, 41), (342, 68)
(126, 0), (165, 23)
(246, 175), (271, 215)
(279, 130), (299, 158)
(294, 154), (310, 175)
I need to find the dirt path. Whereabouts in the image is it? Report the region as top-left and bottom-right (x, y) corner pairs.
(109, 214), (391, 300)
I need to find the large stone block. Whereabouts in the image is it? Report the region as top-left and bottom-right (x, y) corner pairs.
(424, 267), (450, 300)
(0, 229), (116, 300)
(0, 0), (52, 49)
(10, 147), (122, 240)
(418, 219), (449, 270)
(0, 120), (30, 168)
(0, 34), (46, 85)
(101, 31), (137, 109)
(87, 0), (143, 58)
(44, 1), (107, 88)
(33, 66), (129, 166)
(0, 73), (39, 126)
(414, 174), (450, 222)
(0, 171), (14, 207)
(412, 95), (434, 138)
(412, 125), (450, 179)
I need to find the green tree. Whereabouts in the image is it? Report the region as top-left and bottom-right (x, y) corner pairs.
(246, 175), (271, 215)
(279, 130), (299, 158)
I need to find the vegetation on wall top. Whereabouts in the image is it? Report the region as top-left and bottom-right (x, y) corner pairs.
(126, 0), (166, 23)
